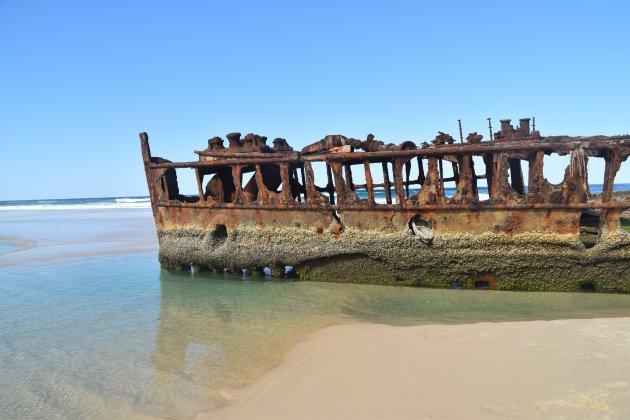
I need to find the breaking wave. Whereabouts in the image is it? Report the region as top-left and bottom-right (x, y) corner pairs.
(0, 197), (152, 211)
(115, 198), (151, 204)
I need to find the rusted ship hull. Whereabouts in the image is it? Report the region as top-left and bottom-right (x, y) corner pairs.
(141, 118), (630, 292)
(154, 207), (629, 292)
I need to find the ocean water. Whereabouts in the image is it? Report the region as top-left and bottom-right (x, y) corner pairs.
(2, 252), (630, 419)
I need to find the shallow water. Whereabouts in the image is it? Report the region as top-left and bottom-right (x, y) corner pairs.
(2, 252), (630, 419)
(0, 237), (25, 256)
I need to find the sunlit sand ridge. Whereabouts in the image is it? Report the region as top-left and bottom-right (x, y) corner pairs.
(204, 318), (630, 419)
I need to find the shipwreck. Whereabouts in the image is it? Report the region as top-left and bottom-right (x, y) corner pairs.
(140, 118), (630, 292)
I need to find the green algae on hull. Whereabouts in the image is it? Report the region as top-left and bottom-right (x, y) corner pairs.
(157, 224), (630, 293)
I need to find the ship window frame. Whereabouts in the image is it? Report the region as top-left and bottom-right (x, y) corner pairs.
(310, 160), (336, 205)
(368, 159), (395, 205)
(201, 165), (236, 204)
(439, 157), (458, 199)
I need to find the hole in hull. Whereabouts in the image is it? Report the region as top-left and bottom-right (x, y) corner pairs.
(212, 224), (228, 243)
(473, 280), (490, 290)
(473, 273), (497, 290)
(578, 211), (600, 248)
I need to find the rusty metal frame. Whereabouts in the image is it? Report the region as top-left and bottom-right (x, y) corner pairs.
(140, 124), (630, 236)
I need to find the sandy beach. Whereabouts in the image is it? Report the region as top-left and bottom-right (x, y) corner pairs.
(205, 318), (630, 420)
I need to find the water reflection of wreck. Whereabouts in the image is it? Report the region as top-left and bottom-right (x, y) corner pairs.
(140, 118), (630, 292)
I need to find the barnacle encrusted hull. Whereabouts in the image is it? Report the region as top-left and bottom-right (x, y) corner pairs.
(140, 117), (630, 292)
(152, 205), (630, 292)
(157, 224), (630, 292)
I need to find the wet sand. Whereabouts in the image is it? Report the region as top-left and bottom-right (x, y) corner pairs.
(205, 318), (630, 419)
(0, 208), (157, 265)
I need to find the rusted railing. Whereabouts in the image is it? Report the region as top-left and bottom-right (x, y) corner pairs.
(140, 129), (630, 214)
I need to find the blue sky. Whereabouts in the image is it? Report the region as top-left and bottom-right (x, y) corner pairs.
(1, 0), (629, 200)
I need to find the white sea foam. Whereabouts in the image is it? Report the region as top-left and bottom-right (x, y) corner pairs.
(0, 202), (152, 211)
(115, 198), (151, 204)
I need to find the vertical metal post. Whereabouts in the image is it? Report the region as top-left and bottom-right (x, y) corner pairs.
(532, 117), (536, 132)
(344, 163), (354, 191)
(325, 163), (335, 205)
(231, 165), (243, 204)
(417, 157), (426, 185)
(364, 160), (375, 206)
(404, 160), (411, 198)
(280, 164), (292, 203)
(487, 118), (494, 141)
(382, 161), (392, 204)
(292, 168), (302, 202)
(255, 164), (267, 203)
(458, 119), (463, 144)
(331, 162), (346, 206)
(303, 161), (319, 205)
(602, 150), (621, 204)
(139, 132), (159, 217)
(195, 168), (205, 204)
(162, 174), (171, 203)
(392, 159), (406, 207)
(438, 158), (444, 194)
(300, 166), (307, 201)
